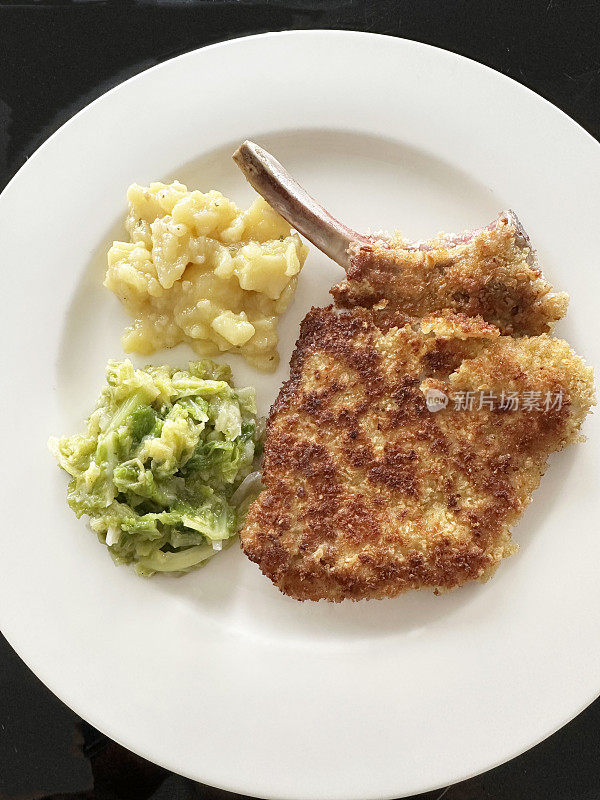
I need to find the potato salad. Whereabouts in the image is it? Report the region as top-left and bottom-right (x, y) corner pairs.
(105, 182), (309, 371)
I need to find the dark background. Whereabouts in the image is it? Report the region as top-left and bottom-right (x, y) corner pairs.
(1, 1), (599, 798)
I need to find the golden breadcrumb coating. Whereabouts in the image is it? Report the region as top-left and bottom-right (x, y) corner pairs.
(331, 213), (569, 335)
(240, 308), (594, 601)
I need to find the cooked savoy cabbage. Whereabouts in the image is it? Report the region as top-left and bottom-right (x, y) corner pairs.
(49, 360), (263, 575)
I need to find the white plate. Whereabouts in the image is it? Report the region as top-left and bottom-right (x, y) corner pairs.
(1, 30), (599, 800)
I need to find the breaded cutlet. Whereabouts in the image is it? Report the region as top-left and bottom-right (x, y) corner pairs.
(240, 308), (594, 601)
(233, 142), (593, 602)
(332, 212), (569, 336)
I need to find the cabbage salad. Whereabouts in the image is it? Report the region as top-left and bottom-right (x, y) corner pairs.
(49, 360), (263, 575)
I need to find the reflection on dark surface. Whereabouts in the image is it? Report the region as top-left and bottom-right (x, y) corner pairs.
(1, 2), (599, 798)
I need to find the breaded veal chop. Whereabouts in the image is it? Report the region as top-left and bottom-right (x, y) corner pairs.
(331, 212), (568, 336)
(233, 142), (595, 601)
(241, 309), (594, 601)
(233, 141), (568, 336)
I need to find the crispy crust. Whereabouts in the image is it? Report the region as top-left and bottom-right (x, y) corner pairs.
(240, 307), (594, 601)
(331, 214), (569, 335)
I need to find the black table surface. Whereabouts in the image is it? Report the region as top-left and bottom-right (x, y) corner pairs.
(1, 2), (599, 798)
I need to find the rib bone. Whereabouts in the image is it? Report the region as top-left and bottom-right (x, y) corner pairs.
(233, 140), (369, 267)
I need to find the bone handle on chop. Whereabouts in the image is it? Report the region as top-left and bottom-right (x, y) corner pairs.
(233, 140), (534, 266)
(232, 140), (371, 268)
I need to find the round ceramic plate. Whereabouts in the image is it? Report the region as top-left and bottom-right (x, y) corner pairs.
(1, 30), (599, 800)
